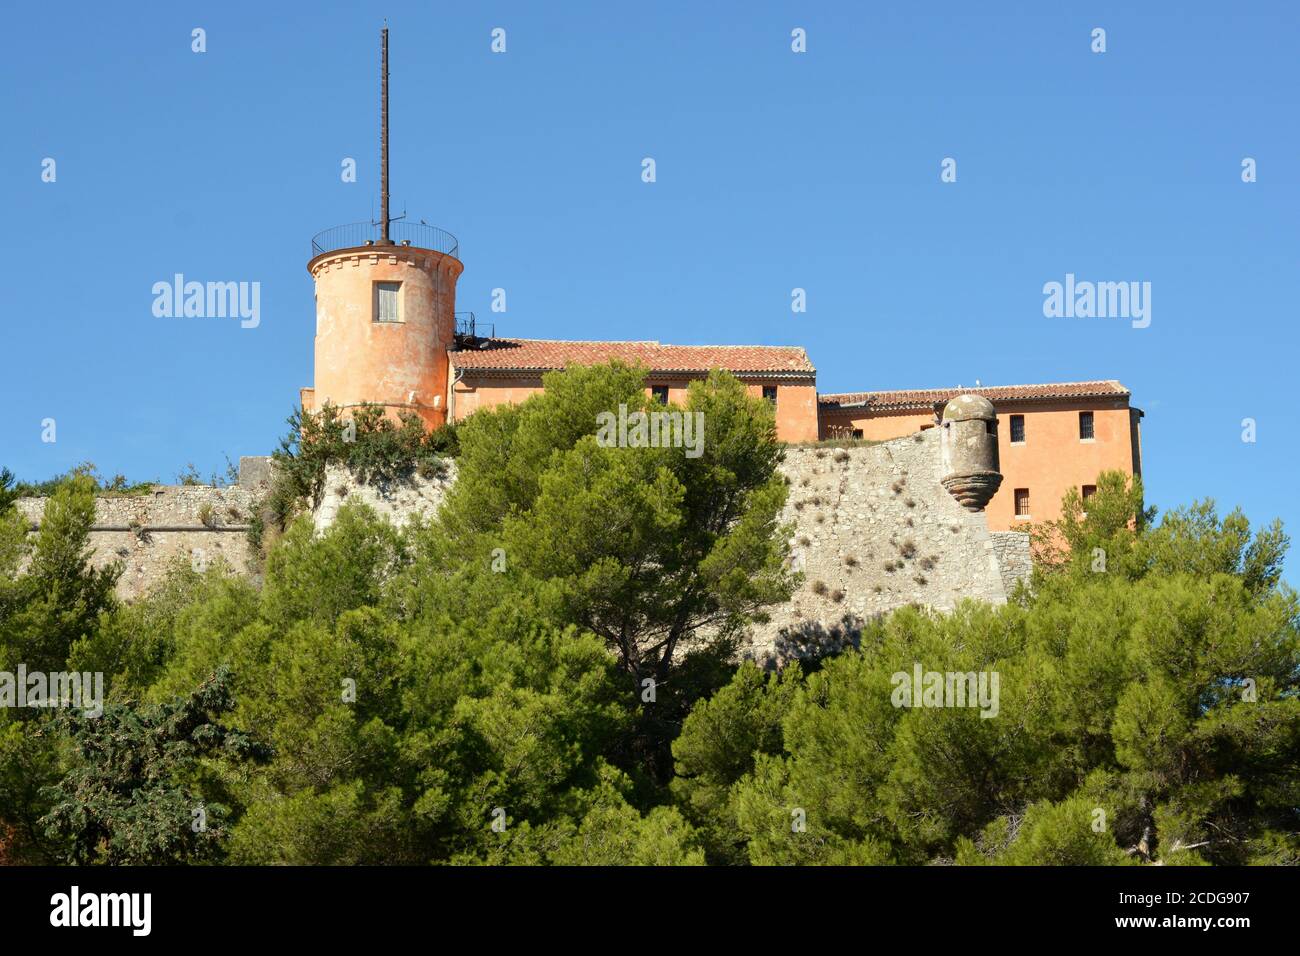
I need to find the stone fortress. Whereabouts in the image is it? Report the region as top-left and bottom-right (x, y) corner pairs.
(16, 30), (1133, 660)
(295, 31), (1143, 536)
(15, 401), (1030, 663)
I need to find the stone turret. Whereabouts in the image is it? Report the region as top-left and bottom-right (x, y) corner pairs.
(939, 393), (1002, 511)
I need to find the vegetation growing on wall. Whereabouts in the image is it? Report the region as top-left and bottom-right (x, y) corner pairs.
(788, 436), (883, 450)
(247, 403), (458, 554)
(1, 365), (1296, 866)
(176, 456), (241, 488)
(675, 484), (1297, 865)
(275, 404), (457, 501)
(1, 463), (154, 500)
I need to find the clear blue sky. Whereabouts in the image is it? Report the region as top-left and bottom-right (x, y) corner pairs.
(2, 1), (1296, 578)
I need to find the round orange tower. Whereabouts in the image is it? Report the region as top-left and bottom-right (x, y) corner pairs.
(302, 227), (462, 429)
(299, 28), (464, 430)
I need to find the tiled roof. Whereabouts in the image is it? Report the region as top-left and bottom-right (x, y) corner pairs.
(819, 380), (1130, 410)
(449, 339), (816, 374)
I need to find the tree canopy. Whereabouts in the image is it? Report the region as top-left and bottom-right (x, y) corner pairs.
(674, 474), (1299, 865)
(1, 367), (1296, 866)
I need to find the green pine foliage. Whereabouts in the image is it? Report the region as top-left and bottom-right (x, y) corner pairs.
(39, 666), (271, 864)
(0, 475), (120, 674)
(248, 403), (457, 556)
(681, 475), (1299, 865)
(273, 403), (456, 508)
(1, 365), (1296, 865)
(1, 462), (154, 500)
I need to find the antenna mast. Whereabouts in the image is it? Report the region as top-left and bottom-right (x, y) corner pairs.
(379, 26), (392, 244)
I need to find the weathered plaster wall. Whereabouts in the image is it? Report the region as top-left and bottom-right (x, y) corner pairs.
(819, 399), (1139, 532)
(307, 246), (462, 429)
(988, 400), (1137, 531)
(280, 430), (1029, 667)
(763, 381), (820, 443)
(15, 436), (1031, 647)
(13, 455), (455, 601)
(15, 484), (261, 602)
(744, 429), (1026, 665)
(990, 530), (1033, 596)
(313, 460), (457, 531)
(449, 374), (545, 422)
(820, 407), (935, 442)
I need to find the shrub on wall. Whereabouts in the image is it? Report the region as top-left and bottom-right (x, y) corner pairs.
(248, 404), (459, 553)
(673, 481), (1299, 865)
(0, 463), (154, 500)
(275, 403), (455, 504)
(2, 392), (1297, 867)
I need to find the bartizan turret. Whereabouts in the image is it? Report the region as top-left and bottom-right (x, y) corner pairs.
(939, 393), (1002, 511)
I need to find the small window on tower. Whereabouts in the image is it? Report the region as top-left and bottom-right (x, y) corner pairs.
(651, 385), (669, 404)
(1079, 411), (1095, 441)
(762, 386), (778, 404)
(374, 282), (401, 323)
(1010, 414), (1025, 443)
(1014, 488), (1030, 518)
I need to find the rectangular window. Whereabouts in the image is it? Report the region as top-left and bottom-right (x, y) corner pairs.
(1010, 414), (1025, 443)
(1079, 411), (1095, 441)
(651, 385), (669, 404)
(762, 385), (778, 404)
(851, 428), (864, 439)
(375, 282), (401, 323)
(1081, 484), (1097, 502)
(1014, 488), (1030, 518)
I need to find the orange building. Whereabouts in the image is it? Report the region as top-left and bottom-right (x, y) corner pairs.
(300, 31), (1145, 536)
(296, 218), (1142, 533)
(297, 239), (1143, 532)
(447, 339), (820, 442)
(300, 32), (822, 443)
(301, 232), (462, 430)
(818, 382), (1144, 531)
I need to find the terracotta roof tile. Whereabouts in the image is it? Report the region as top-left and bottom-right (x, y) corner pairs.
(450, 338), (816, 374)
(819, 380), (1130, 410)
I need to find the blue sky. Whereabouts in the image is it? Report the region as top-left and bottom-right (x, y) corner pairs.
(2, 1), (1296, 577)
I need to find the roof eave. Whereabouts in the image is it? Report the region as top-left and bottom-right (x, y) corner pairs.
(452, 363), (815, 377)
(819, 390), (1132, 410)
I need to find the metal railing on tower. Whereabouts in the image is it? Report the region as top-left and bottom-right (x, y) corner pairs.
(310, 220), (460, 259)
